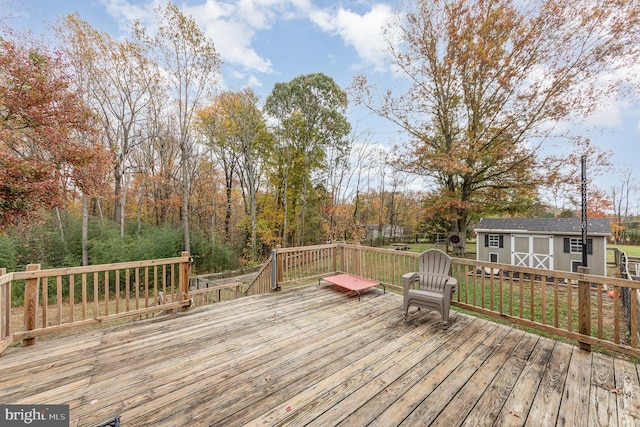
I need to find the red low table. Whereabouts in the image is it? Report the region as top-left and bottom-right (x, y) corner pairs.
(318, 274), (385, 301)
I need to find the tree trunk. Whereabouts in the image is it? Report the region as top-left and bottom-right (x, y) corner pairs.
(250, 189), (257, 262)
(120, 174), (127, 239)
(114, 163), (123, 226)
(55, 207), (65, 243)
(137, 184), (144, 236)
(181, 148), (191, 254)
(224, 170), (233, 245)
(82, 195), (89, 266)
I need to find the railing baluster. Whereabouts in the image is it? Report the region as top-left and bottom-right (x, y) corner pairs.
(125, 269), (131, 312)
(57, 276), (62, 325)
(554, 277), (559, 328)
(509, 273), (514, 316)
(115, 270), (120, 314)
(153, 266), (158, 309)
(82, 273), (87, 321)
(105, 271), (109, 317)
(541, 277), (546, 325)
(614, 285), (620, 344)
(94, 271), (99, 318)
(170, 264), (175, 302)
(567, 278), (572, 332)
(529, 275), (535, 322)
(135, 268), (140, 310)
(518, 273), (524, 319)
(145, 267), (149, 309)
(631, 289), (638, 349)
(597, 283), (603, 339)
(161, 266), (166, 305)
(41, 276), (48, 329)
(498, 271), (503, 314)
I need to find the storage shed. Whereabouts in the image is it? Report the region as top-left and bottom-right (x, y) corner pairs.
(475, 218), (611, 276)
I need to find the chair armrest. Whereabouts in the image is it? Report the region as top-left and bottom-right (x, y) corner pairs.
(402, 272), (419, 292)
(412, 273), (457, 293)
(444, 277), (457, 295)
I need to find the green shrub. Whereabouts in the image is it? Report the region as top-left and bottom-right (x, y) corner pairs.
(190, 231), (237, 274)
(0, 234), (17, 271)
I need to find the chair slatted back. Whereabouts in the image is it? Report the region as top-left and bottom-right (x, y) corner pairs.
(417, 249), (452, 291)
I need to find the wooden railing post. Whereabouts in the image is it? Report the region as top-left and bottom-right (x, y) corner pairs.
(354, 244), (361, 276)
(577, 266), (591, 352)
(271, 245), (282, 291)
(332, 244), (337, 273)
(23, 264), (41, 347)
(179, 251), (191, 312)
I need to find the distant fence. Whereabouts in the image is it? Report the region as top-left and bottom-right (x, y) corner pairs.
(615, 248), (640, 348)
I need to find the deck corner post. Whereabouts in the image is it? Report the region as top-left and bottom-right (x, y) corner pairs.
(23, 263), (41, 347)
(179, 251), (191, 312)
(577, 265), (591, 352)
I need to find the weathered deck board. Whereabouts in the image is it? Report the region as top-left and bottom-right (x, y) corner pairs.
(0, 284), (638, 426)
(557, 346), (592, 426)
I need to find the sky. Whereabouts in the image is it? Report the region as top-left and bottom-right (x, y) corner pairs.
(4, 0), (640, 205)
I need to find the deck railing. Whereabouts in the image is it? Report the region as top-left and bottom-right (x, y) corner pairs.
(2, 243), (639, 359)
(265, 243), (640, 358)
(0, 252), (191, 354)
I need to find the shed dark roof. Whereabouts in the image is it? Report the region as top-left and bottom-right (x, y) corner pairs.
(475, 218), (611, 236)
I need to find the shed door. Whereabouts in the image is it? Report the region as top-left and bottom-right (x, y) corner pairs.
(511, 235), (553, 270)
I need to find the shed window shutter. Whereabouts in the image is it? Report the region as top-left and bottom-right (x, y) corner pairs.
(499, 235), (504, 248)
(587, 238), (593, 255)
(563, 238), (570, 253)
(484, 235), (489, 247)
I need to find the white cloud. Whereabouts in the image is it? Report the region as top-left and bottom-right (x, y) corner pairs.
(585, 101), (626, 128)
(309, 4), (398, 72)
(246, 74), (262, 88)
(100, 0), (288, 75)
(98, 0), (399, 86)
(99, 0), (159, 26)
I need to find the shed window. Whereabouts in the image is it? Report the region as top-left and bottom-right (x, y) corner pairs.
(563, 237), (593, 255)
(485, 234), (504, 248)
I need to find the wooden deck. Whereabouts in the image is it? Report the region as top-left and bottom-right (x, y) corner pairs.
(1, 284), (639, 426)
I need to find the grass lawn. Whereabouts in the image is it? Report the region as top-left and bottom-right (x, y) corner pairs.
(610, 244), (640, 257)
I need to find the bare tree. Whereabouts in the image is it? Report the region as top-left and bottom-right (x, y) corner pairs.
(611, 167), (638, 243)
(148, 2), (221, 253)
(57, 15), (161, 237)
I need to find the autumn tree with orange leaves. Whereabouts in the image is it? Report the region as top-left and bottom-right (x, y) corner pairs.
(0, 37), (110, 229)
(353, 0), (640, 241)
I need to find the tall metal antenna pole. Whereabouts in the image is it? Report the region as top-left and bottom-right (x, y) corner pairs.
(581, 155), (588, 267)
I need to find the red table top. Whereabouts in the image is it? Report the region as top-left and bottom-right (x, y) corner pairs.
(322, 274), (381, 291)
